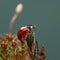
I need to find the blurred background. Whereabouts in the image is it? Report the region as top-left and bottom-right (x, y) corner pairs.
(0, 0), (60, 60)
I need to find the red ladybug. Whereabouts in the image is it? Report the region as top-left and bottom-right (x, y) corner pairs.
(17, 26), (30, 43)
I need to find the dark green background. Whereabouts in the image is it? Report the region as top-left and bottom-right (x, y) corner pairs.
(0, 0), (60, 60)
